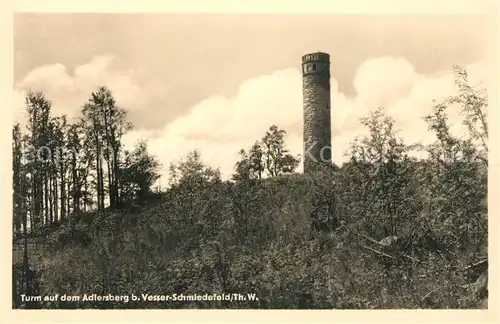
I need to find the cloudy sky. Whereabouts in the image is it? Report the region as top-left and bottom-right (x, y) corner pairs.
(13, 13), (490, 180)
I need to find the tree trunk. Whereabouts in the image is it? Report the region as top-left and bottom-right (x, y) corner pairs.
(53, 168), (59, 224)
(34, 172), (42, 230)
(67, 178), (72, 217)
(106, 157), (114, 208)
(48, 173), (53, 223)
(71, 152), (80, 214)
(60, 163), (66, 222)
(95, 138), (105, 211)
(44, 172), (49, 225)
(113, 148), (121, 207)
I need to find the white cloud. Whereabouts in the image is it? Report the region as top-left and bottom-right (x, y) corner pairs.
(354, 57), (420, 109)
(165, 69), (303, 142)
(14, 55), (147, 125)
(15, 55), (487, 182)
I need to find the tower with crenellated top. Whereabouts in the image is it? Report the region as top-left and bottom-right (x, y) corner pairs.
(302, 52), (332, 174)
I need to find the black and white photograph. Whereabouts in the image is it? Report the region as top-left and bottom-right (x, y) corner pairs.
(9, 4), (492, 313)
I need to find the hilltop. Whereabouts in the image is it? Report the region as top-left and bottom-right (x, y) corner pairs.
(12, 66), (488, 309)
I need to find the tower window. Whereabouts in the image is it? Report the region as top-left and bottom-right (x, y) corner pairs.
(312, 64), (317, 71)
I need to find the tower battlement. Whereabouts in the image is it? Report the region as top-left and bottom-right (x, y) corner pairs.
(302, 52), (331, 77)
(302, 52), (330, 64)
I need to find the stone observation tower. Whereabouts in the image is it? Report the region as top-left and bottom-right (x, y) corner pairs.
(302, 52), (332, 174)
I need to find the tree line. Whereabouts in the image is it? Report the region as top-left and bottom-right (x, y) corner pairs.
(12, 86), (161, 236)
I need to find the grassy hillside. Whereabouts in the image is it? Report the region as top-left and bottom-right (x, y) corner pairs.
(13, 162), (487, 309)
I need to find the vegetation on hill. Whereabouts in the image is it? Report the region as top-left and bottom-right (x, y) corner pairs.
(12, 66), (488, 309)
